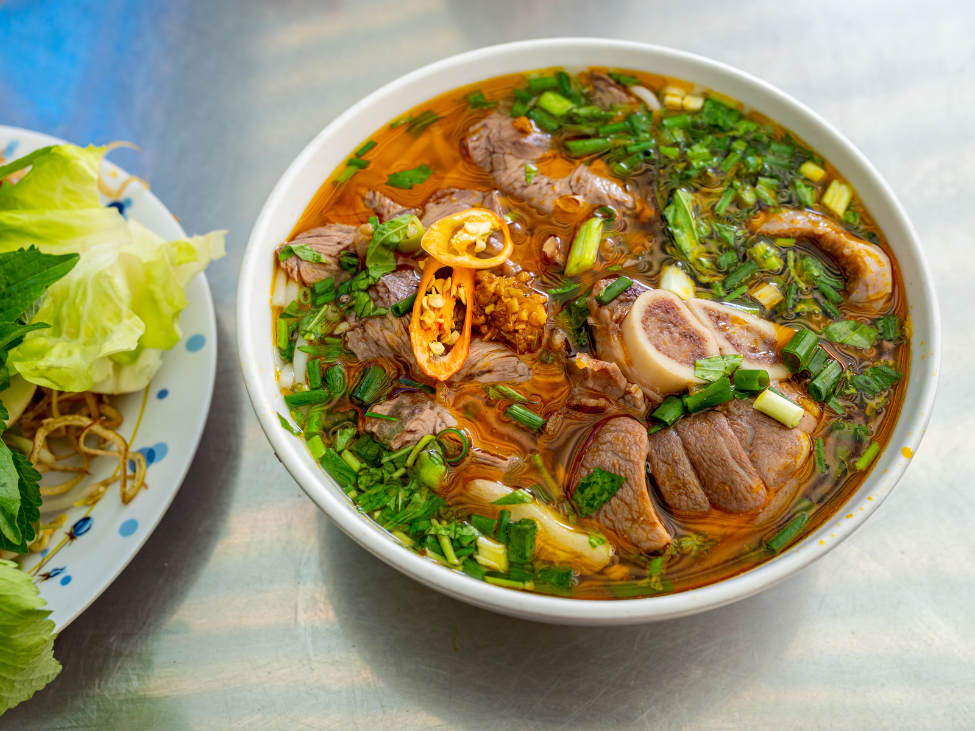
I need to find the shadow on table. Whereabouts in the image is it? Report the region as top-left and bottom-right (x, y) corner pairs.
(4, 317), (243, 731)
(320, 514), (810, 731)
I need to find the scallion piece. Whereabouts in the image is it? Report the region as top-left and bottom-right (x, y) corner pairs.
(662, 114), (690, 128)
(340, 449), (363, 473)
(802, 347), (831, 378)
(625, 139), (655, 154)
(814, 437), (828, 474)
(304, 409), (324, 435)
(528, 75), (558, 92)
(753, 388), (804, 428)
(485, 576), (531, 590)
(354, 140), (376, 157)
(531, 454), (560, 501)
(722, 260), (760, 291)
(507, 519), (538, 564)
(462, 558), (488, 580)
(321, 448), (357, 489)
(364, 411), (397, 421)
(399, 376), (435, 395)
(767, 513), (808, 552)
(350, 365), (389, 407)
(510, 100), (529, 118)
(406, 434), (436, 468)
(682, 377), (733, 414)
(505, 404), (547, 432)
(595, 276), (633, 305)
(856, 441), (881, 471)
(494, 510), (512, 545)
(597, 121), (628, 135)
(325, 365), (346, 398)
(733, 369), (770, 392)
(564, 217), (604, 277)
(782, 329), (819, 373)
(650, 395), (685, 426)
(471, 514), (497, 536)
(536, 90), (575, 117)
(306, 359), (322, 389)
(564, 137), (612, 156)
(715, 250), (738, 271)
(306, 435), (327, 461)
(390, 292), (416, 317)
(808, 360), (843, 402)
(437, 428), (470, 465)
(284, 388), (330, 408)
(527, 107), (560, 133)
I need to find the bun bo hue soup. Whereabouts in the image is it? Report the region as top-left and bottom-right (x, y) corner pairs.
(269, 68), (909, 599)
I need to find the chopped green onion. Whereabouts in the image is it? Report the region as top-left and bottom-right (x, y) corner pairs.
(495, 510), (511, 544)
(486, 384), (534, 403)
(855, 441), (881, 471)
(531, 454), (560, 501)
(304, 409), (324, 435)
(753, 388), (804, 428)
(504, 404), (547, 432)
(437, 428), (470, 465)
(564, 217), (604, 277)
(528, 75), (559, 92)
(507, 519), (537, 564)
(306, 435), (327, 460)
(277, 412), (301, 436)
(733, 369), (770, 392)
(802, 347), (831, 378)
(399, 377), (435, 395)
(406, 434), (436, 468)
(510, 100), (529, 118)
(364, 411), (397, 421)
(485, 576), (532, 590)
(722, 260), (760, 290)
(466, 90), (494, 110)
(340, 449), (363, 473)
(814, 437), (828, 474)
(595, 276), (633, 305)
(462, 558), (488, 580)
(682, 377), (734, 414)
(786, 282), (798, 311)
(817, 280), (843, 304)
(767, 513), (808, 552)
(808, 360), (843, 402)
(714, 186), (736, 216)
(827, 396), (847, 415)
(782, 329), (818, 373)
(345, 157), (369, 170)
(391, 292), (416, 317)
(350, 365), (389, 406)
(471, 514), (497, 536)
(715, 250), (738, 271)
(650, 395), (685, 426)
(335, 165), (360, 184)
(625, 139), (655, 154)
(547, 281), (579, 296)
(321, 448), (357, 489)
(438, 533), (460, 565)
(527, 107), (560, 133)
(537, 90), (575, 117)
(306, 359), (322, 389)
(284, 388), (330, 408)
(662, 114), (690, 128)
(598, 121), (628, 135)
(821, 299), (843, 321)
(694, 354), (743, 382)
(354, 140), (376, 157)
(324, 365), (346, 398)
(564, 137), (612, 156)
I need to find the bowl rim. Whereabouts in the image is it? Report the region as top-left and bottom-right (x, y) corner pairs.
(238, 38), (940, 625)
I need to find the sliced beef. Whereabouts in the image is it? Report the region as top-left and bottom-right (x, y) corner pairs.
(370, 269), (419, 309)
(586, 276), (649, 371)
(420, 188), (503, 227)
(276, 223), (358, 286)
(345, 312), (417, 369)
(749, 209), (892, 312)
(466, 113), (634, 213)
(646, 429), (710, 513)
(566, 353), (645, 412)
(364, 190), (418, 222)
(674, 411), (767, 512)
(573, 417), (671, 552)
(363, 390), (456, 450)
(590, 71), (634, 109)
(720, 397), (812, 490)
(448, 338), (532, 384)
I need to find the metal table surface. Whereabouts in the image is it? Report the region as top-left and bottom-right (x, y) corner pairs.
(2, 1), (972, 728)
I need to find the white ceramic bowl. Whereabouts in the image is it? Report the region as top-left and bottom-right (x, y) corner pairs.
(238, 39), (940, 626)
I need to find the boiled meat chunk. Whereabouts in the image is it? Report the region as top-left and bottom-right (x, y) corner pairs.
(646, 428), (710, 513)
(685, 299), (792, 381)
(749, 209), (892, 312)
(364, 391), (457, 450)
(572, 417), (671, 552)
(621, 289), (722, 396)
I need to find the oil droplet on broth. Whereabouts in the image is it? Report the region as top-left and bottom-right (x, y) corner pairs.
(901, 446), (913, 459)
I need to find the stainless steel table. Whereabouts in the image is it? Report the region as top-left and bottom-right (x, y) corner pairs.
(2, 1), (972, 728)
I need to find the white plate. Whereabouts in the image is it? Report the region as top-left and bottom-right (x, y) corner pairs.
(238, 40), (940, 625)
(0, 126), (218, 631)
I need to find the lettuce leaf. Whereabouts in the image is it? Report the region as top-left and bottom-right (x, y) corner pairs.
(0, 560), (61, 715)
(0, 144), (225, 393)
